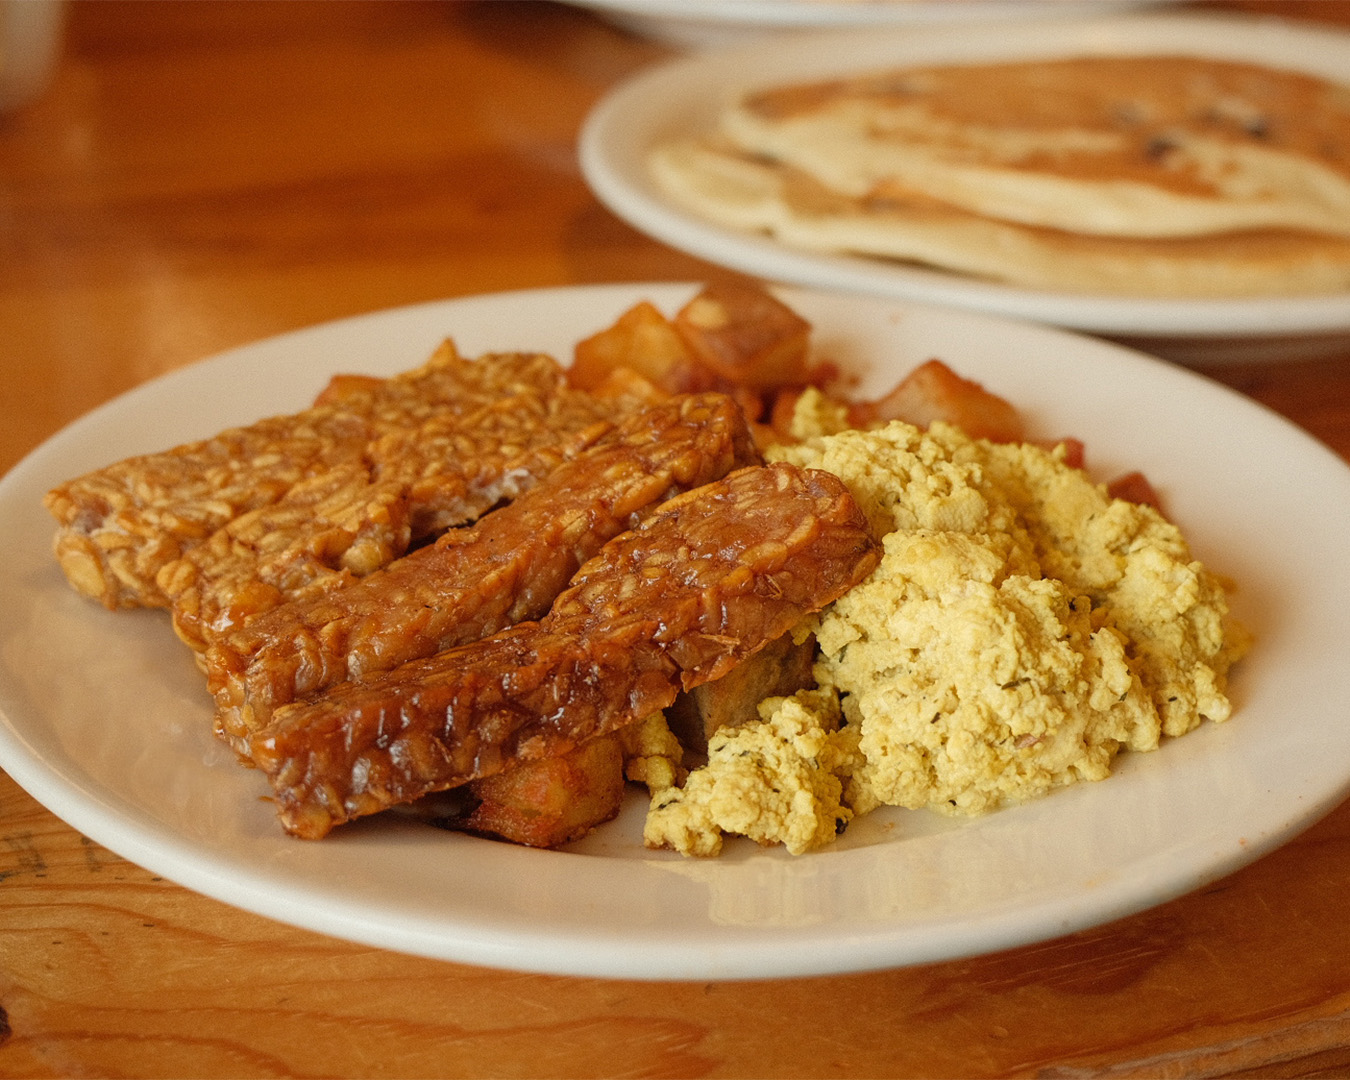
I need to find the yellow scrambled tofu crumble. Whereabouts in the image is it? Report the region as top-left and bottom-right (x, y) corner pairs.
(643, 688), (856, 857)
(639, 392), (1251, 856)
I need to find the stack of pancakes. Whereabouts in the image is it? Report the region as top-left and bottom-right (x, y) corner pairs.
(649, 55), (1350, 297)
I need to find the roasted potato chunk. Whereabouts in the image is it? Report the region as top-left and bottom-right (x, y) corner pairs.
(666, 632), (818, 754)
(849, 358), (1024, 443)
(673, 281), (813, 390)
(464, 735), (627, 848)
(570, 300), (717, 396)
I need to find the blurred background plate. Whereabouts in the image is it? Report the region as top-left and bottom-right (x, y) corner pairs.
(568, 0), (1156, 49)
(579, 11), (1350, 363)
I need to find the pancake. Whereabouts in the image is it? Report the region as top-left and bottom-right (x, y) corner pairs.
(716, 55), (1350, 240)
(649, 136), (1350, 297)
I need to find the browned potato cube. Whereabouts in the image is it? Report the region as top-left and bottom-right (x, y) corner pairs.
(850, 359), (1024, 443)
(673, 282), (812, 390)
(666, 632), (818, 754)
(1107, 470), (1165, 515)
(464, 735), (627, 848)
(570, 301), (717, 396)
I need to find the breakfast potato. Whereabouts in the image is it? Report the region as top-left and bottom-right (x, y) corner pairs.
(666, 631), (818, 753)
(569, 300), (717, 396)
(848, 358), (1024, 443)
(570, 284), (834, 420)
(465, 735), (628, 848)
(1108, 470), (1164, 514)
(672, 280), (814, 390)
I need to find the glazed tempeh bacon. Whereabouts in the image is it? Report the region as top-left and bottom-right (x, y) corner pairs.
(160, 464), (421, 654)
(205, 393), (759, 749)
(46, 403), (374, 612)
(44, 346), (628, 614)
(249, 462), (881, 839)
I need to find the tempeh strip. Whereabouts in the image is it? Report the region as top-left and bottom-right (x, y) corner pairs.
(45, 347), (628, 612)
(206, 393), (758, 748)
(156, 356), (641, 652)
(249, 462), (880, 839)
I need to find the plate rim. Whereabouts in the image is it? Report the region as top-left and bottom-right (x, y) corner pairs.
(572, 0), (1155, 30)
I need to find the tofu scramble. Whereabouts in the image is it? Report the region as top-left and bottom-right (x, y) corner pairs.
(640, 390), (1251, 857)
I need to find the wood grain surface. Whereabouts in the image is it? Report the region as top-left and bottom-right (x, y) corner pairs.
(3, 2), (1350, 1076)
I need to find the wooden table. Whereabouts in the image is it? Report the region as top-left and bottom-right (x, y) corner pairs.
(3, 2), (1349, 1076)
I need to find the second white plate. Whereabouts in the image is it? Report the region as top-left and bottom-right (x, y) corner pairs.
(570, 0), (1152, 49)
(2, 283), (1350, 980)
(579, 12), (1350, 363)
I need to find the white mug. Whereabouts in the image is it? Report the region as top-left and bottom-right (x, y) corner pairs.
(0, 0), (65, 113)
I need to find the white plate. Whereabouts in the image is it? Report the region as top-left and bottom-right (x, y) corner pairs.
(3, 283), (1350, 981)
(571, 0), (1148, 50)
(579, 12), (1350, 363)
